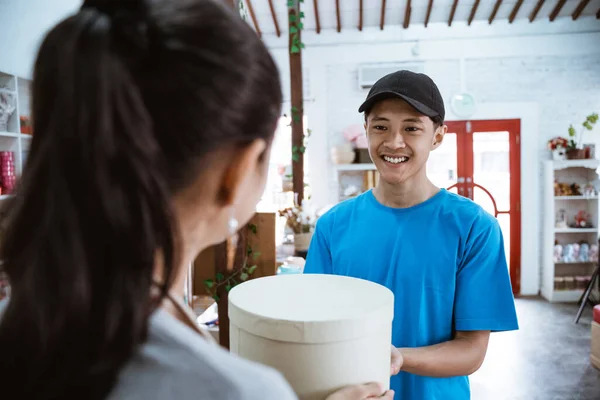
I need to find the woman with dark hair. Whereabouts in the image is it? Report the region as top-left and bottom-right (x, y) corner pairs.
(0, 0), (395, 399)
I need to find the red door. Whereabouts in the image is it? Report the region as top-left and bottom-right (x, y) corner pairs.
(427, 120), (521, 294)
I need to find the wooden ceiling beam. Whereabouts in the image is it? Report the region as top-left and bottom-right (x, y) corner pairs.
(529, 0), (545, 22)
(549, 0), (567, 22)
(572, 0), (590, 20)
(336, 0), (341, 32)
(380, 0), (387, 30)
(488, 0), (502, 24)
(403, 0), (411, 29)
(508, 0), (523, 23)
(425, 0), (433, 27)
(467, 0), (480, 26)
(267, 0), (281, 37)
(448, 0), (459, 27)
(245, 0), (261, 37)
(313, 0), (321, 33)
(359, 0), (364, 31)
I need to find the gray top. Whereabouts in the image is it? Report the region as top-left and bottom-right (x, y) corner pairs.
(0, 300), (297, 399)
(109, 308), (298, 399)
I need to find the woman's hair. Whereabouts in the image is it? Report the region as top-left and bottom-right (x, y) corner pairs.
(0, 0), (281, 398)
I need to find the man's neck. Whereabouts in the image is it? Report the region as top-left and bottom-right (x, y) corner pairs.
(373, 173), (440, 209)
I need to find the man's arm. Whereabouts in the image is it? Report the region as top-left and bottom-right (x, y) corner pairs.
(398, 330), (490, 377)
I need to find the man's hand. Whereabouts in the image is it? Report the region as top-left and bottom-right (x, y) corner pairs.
(390, 345), (403, 375)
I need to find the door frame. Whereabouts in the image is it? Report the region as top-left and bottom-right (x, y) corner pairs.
(445, 119), (522, 295)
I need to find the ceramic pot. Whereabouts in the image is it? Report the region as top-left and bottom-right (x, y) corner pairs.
(293, 232), (313, 252)
(566, 148), (587, 160)
(552, 148), (567, 161)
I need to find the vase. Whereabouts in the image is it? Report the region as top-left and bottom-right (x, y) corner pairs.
(566, 148), (587, 160)
(293, 232), (313, 252)
(552, 148), (567, 161)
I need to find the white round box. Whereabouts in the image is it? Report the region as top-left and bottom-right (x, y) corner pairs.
(228, 274), (394, 400)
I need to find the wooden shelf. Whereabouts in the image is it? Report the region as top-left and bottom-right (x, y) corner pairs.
(554, 196), (598, 200)
(0, 131), (20, 138)
(555, 228), (598, 233)
(553, 159), (600, 170)
(336, 163), (377, 171)
(555, 261), (597, 265)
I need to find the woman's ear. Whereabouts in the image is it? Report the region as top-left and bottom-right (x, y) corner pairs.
(218, 139), (268, 207)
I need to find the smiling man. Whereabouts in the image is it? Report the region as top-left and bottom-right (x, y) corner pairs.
(304, 70), (519, 399)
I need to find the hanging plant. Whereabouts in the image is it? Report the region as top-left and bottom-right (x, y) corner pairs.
(288, 0), (305, 54)
(203, 223), (260, 302)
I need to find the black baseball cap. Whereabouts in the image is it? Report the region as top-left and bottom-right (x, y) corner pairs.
(358, 70), (445, 121)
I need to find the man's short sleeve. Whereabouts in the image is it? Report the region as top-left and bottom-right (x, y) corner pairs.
(303, 217), (333, 275)
(454, 213), (519, 332)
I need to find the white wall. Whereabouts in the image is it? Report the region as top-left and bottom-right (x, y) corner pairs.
(267, 18), (600, 296)
(0, 0), (80, 78)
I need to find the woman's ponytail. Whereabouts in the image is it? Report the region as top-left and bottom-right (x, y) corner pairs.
(0, 5), (176, 398)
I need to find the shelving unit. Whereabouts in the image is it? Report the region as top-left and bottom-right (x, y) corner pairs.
(333, 163), (379, 202)
(0, 70), (31, 203)
(541, 159), (600, 302)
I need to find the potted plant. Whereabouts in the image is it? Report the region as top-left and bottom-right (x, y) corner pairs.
(566, 113), (599, 159)
(279, 201), (317, 253)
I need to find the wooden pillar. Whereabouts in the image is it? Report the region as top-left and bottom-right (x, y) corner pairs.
(288, 1), (305, 205)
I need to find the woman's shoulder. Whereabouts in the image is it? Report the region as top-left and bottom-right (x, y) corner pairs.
(109, 309), (297, 400)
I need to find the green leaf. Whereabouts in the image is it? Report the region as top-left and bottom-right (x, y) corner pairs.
(213, 294), (220, 302)
(300, 42), (305, 49)
(291, 106), (298, 112)
(252, 251), (262, 259)
(290, 26), (298, 33)
(293, 115), (301, 122)
(248, 265), (258, 274)
(240, 272), (249, 281)
(299, 146), (306, 153)
(299, 12), (305, 18)
(292, 153), (300, 162)
(247, 244), (253, 256)
(204, 279), (214, 289)
(291, 45), (300, 54)
(568, 125), (576, 137)
(287, 0), (294, 6)
(225, 284), (232, 292)
(249, 224), (258, 234)
(298, 23), (304, 30)
(289, 15), (297, 23)
(292, 145), (298, 152)
(215, 272), (225, 282)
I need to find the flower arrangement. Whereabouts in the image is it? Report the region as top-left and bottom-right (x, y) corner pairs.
(279, 202), (317, 234)
(547, 137), (569, 151)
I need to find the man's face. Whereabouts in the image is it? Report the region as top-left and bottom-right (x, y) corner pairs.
(364, 98), (445, 185)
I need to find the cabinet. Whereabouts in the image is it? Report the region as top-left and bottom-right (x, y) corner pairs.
(541, 159), (600, 302)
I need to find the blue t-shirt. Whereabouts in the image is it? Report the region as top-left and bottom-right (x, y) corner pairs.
(304, 189), (519, 400)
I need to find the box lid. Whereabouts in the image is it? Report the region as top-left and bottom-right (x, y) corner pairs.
(228, 274), (394, 344)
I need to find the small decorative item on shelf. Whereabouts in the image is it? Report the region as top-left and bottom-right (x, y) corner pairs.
(0, 92), (16, 132)
(554, 276), (565, 290)
(547, 137), (569, 160)
(562, 244), (575, 262)
(553, 243), (563, 262)
(0, 151), (16, 194)
(279, 165), (293, 192)
(579, 243), (590, 262)
(573, 210), (592, 228)
(590, 244), (599, 262)
(341, 124), (371, 164)
(583, 182), (598, 197)
(564, 276), (576, 290)
(554, 181), (581, 196)
(555, 209), (567, 229)
(19, 115), (32, 135)
(566, 112), (599, 160)
(330, 143), (355, 165)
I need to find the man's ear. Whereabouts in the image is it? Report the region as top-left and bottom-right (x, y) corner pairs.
(431, 125), (447, 149)
(218, 139), (267, 206)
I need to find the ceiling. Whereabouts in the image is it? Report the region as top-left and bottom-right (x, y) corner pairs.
(241, 0), (600, 37)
